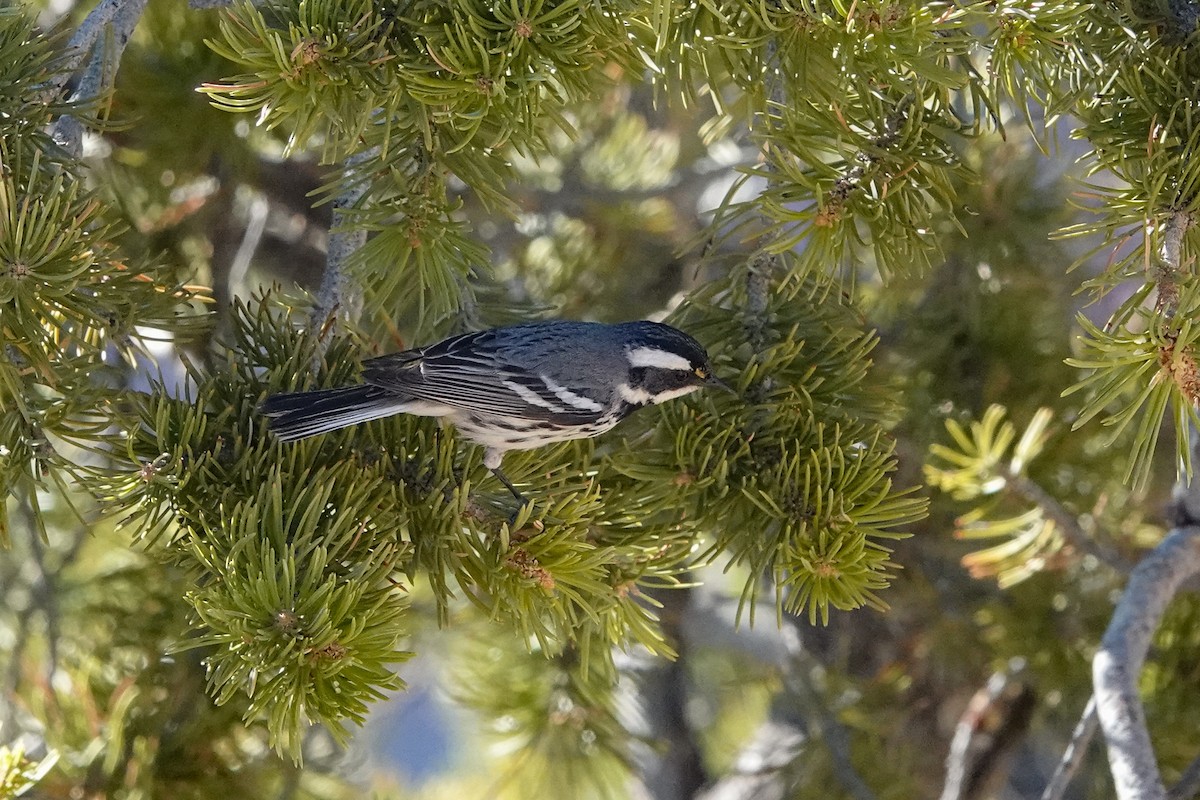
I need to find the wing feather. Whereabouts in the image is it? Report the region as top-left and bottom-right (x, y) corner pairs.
(361, 332), (606, 423)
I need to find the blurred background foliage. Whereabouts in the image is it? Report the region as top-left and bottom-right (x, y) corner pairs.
(4, 0), (1200, 798)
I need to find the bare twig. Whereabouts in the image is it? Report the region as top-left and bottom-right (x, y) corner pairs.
(52, 0), (151, 158)
(939, 663), (1036, 800)
(1041, 696), (1098, 800)
(1168, 754), (1200, 800)
(48, 0), (120, 90)
(694, 717), (808, 800)
(685, 593), (878, 800)
(1093, 528), (1200, 800)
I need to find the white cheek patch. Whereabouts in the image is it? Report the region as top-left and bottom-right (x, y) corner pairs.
(619, 384), (654, 405)
(619, 384), (699, 405)
(627, 346), (692, 372)
(651, 385), (702, 404)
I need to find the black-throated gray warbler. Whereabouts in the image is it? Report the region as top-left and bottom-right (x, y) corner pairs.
(261, 320), (731, 499)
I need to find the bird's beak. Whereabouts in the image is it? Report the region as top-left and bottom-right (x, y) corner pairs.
(705, 374), (736, 395)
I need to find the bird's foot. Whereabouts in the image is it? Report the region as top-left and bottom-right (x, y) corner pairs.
(490, 467), (533, 526)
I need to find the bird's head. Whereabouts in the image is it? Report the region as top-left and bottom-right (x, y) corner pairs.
(618, 321), (733, 406)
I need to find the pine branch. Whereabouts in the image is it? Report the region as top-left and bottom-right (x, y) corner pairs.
(824, 94), (916, 215)
(1082, 226), (1200, 800)
(743, 252), (779, 405)
(1040, 697), (1098, 800)
(1121, 0), (1200, 42)
(1154, 212), (1200, 426)
(51, 0), (149, 157)
(1166, 0), (1200, 37)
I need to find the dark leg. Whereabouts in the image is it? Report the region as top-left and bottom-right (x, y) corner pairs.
(482, 449), (531, 520)
(490, 466), (528, 506)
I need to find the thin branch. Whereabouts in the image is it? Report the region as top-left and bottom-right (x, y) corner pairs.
(1162, 211), (1189, 274)
(1093, 528), (1200, 800)
(939, 663), (1036, 800)
(1152, 211), (1200, 417)
(227, 193), (270, 295)
(312, 148), (378, 329)
(762, 38), (787, 126)
(1094, 429), (1200, 800)
(782, 627), (878, 800)
(1041, 696), (1098, 800)
(1007, 473), (1134, 573)
(52, 0), (151, 158)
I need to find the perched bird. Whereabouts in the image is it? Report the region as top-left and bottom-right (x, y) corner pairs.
(261, 319), (731, 499)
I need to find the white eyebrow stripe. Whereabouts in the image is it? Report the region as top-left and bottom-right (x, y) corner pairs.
(627, 346), (692, 371)
(502, 379), (559, 410)
(541, 375), (604, 412)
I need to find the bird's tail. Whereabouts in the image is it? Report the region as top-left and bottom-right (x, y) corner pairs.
(260, 385), (413, 442)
